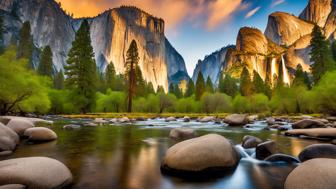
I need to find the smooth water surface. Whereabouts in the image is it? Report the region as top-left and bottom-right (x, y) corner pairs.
(0, 118), (322, 189)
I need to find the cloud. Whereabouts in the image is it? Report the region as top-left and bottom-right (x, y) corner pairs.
(56, 0), (245, 31)
(245, 6), (261, 19)
(271, 0), (285, 7)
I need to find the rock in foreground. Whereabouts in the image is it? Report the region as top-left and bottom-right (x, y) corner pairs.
(161, 134), (240, 177)
(6, 119), (34, 136)
(298, 144), (336, 162)
(224, 114), (248, 126)
(23, 127), (57, 142)
(0, 123), (19, 154)
(256, 140), (277, 160)
(0, 157), (73, 188)
(285, 158), (336, 189)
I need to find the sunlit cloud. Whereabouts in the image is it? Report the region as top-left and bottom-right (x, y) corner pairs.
(245, 6), (261, 19)
(271, 0), (285, 7)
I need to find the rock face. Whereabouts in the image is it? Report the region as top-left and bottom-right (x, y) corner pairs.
(0, 0), (188, 91)
(23, 127), (57, 142)
(0, 123), (19, 153)
(298, 144), (336, 162)
(299, 0), (333, 27)
(0, 157), (73, 188)
(265, 12), (314, 46)
(285, 158), (336, 189)
(192, 46), (234, 85)
(161, 134), (240, 175)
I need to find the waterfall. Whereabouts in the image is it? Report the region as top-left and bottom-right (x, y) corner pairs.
(281, 55), (290, 85)
(271, 58), (277, 84)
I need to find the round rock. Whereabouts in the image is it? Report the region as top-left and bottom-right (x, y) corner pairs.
(169, 128), (196, 140)
(285, 158), (336, 189)
(224, 114), (248, 126)
(6, 119), (34, 136)
(0, 184), (26, 189)
(298, 144), (336, 162)
(63, 124), (81, 130)
(161, 134), (240, 176)
(242, 135), (263, 149)
(23, 127), (57, 142)
(292, 119), (325, 129)
(0, 157), (73, 188)
(165, 117), (176, 122)
(256, 140), (277, 160)
(0, 123), (19, 153)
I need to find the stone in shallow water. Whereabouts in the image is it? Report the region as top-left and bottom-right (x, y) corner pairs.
(264, 154), (300, 164)
(63, 124), (81, 130)
(298, 144), (336, 162)
(6, 119), (34, 136)
(0, 157), (73, 188)
(256, 140), (277, 160)
(285, 128), (336, 139)
(0, 123), (19, 153)
(23, 127), (57, 142)
(285, 158), (336, 189)
(224, 114), (248, 126)
(242, 135), (263, 149)
(165, 117), (176, 122)
(169, 128), (196, 140)
(161, 134), (240, 178)
(292, 119), (325, 129)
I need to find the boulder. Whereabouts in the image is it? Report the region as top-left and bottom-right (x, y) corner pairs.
(83, 122), (98, 127)
(224, 114), (248, 126)
(0, 123), (19, 153)
(165, 117), (176, 122)
(298, 144), (336, 162)
(199, 116), (215, 123)
(169, 128), (196, 140)
(264, 154), (300, 164)
(266, 117), (276, 125)
(6, 119), (34, 136)
(0, 185), (25, 189)
(161, 134), (240, 176)
(63, 124), (81, 130)
(292, 119), (325, 129)
(0, 157), (73, 188)
(1, 116), (52, 125)
(285, 128), (336, 138)
(332, 139), (336, 145)
(248, 115), (258, 122)
(136, 117), (146, 121)
(118, 117), (130, 123)
(285, 158), (336, 189)
(242, 135), (263, 149)
(256, 140), (277, 160)
(183, 116), (190, 122)
(23, 127), (57, 142)
(94, 118), (108, 125)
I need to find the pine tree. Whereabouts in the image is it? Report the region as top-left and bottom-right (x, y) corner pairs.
(157, 85), (165, 94)
(169, 83), (175, 93)
(219, 73), (238, 97)
(0, 16), (3, 43)
(105, 62), (116, 90)
(185, 79), (195, 97)
(145, 82), (155, 95)
(17, 22), (33, 65)
(205, 76), (214, 93)
(331, 41), (336, 61)
(173, 84), (183, 98)
(240, 67), (253, 96)
(135, 64), (146, 97)
(195, 72), (205, 100)
(125, 40), (140, 112)
(54, 71), (64, 89)
(38, 46), (53, 76)
(293, 64), (311, 89)
(264, 73), (272, 98)
(252, 71), (265, 94)
(310, 25), (335, 83)
(65, 20), (97, 113)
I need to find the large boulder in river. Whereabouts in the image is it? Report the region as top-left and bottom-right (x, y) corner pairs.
(23, 127), (57, 142)
(285, 128), (336, 138)
(0, 116), (52, 125)
(265, 154), (300, 164)
(161, 134), (240, 176)
(6, 119), (34, 136)
(242, 135), (263, 149)
(292, 119), (325, 129)
(224, 114), (248, 126)
(165, 117), (176, 122)
(0, 184), (25, 189)
(169, 128), (196, 140)
(285, 158), (336, 189)
(199, 116), (215, 123)
(0, 123), (19, 154)
(298, 144), (336, 162)
(256, 140), (277, 160)
(0, 157), (73, 188)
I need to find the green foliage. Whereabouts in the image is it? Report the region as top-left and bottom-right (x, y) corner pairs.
(105, 63), (116, 90)
(0, 46), (50, 115)
(65, 20), (97, 113)
(53, 71), (64, 89)
(232, 95), (250, 113)
(292, 64), (311, 88)
(218, 73), (238, 97)
(252, 71), (266, 94)
(159, 93), (176, 113)
(38, 46), (53, 76)
(195, 72), (205, 100)
(49, 89), (77, 114)
(96, 90), (126, 113)
(17, 22), (33, 66)
(312, 71), (336, 114)
(201, 93), (231, 113)
(310, 25), (335, 83)
(185, 79), (195, 98)
(175, 96), (200, 113)
(240, 67), (253, 96)
(249, 94), (269, 113)
(205, 76), (214, 93)
(331, 40), (336, 61)
(169, 83), (183, 98)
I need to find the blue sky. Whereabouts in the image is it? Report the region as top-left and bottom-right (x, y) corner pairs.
(58, 0), (309, 75)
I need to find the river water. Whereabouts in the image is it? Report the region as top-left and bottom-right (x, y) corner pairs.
(0, 118), (322, 189)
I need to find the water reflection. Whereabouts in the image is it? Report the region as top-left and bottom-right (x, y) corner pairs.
(0, 120), (324, 189)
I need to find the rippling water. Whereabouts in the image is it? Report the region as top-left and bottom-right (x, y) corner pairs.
(0, 118), (322, 189)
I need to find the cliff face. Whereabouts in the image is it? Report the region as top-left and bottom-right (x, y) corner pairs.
(192, 46), (233, 85)
(299, 0), (333, 27)
(0, 0), (188, 92)
(265, 12), (314, 46)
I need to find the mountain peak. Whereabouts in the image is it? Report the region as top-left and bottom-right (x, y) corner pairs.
(299, 0), (333, 27)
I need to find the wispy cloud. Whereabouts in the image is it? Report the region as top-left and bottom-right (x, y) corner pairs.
(245, 6), (261, 19)
(271, 0), (285, 8)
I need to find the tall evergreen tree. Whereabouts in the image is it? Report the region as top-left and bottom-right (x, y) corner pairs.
(331, 40), (336, 61)
(17, 22), (33, 65)
(310, 25), (335, 83)
(219, 73), (238, 97)
(205, 76), (214, 93)
(135, 64), (146, 97)
(105, 62), (116, 90)
(125, 40), (140, 112)
(252, 71), (265, 94)
(185, 79), (195, 97)
(65, 20), (97, 113)
(156, 85), (165, 94)
(240, 67), (253, 96)
(173, 84), (183, 98)
(195, 72), (205, 100)
(38, 46), (53, 76)
(292, 64), (311, 88)
(54, 71), (64, 89)
(264, 73), (272, 98)
(169, 83), (175, 93)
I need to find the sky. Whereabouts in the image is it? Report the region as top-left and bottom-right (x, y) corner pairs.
(56, 0), (309, 75)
